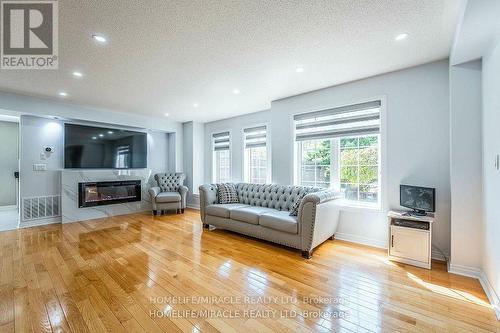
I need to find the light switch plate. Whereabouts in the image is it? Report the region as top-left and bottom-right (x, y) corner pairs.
(33, 163), (47, 171)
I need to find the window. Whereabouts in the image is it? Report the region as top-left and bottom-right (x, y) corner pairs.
(115, 145), (131, 168)
(212, 131), (231, 183)
(294, 101), (381, 207)
(243, 125), (269, 184)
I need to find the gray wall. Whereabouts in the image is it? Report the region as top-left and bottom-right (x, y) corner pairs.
(0, 121), (19, 206)
(449, 60), (483, 270)
(482, 36), (500, 314)
(203, 60), (451, 254)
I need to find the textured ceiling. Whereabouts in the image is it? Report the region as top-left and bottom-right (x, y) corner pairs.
(0, 0), (461, 122)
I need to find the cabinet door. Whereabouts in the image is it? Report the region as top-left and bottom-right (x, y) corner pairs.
(390, 226), (429, 263)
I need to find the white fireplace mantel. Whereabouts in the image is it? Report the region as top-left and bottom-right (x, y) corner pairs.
(61, 169), (154, 223)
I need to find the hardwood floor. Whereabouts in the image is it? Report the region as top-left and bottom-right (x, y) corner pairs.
(0, 209), (498, 333)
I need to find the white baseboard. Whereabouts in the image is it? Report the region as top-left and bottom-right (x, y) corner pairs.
(448, 263), (482, 279)
(448, 264), (500, 320)
(187, 204), (200, 210)
(0, 205), (17, 211)
(479, 271), (500, 320)
(334, 232), (387, 249)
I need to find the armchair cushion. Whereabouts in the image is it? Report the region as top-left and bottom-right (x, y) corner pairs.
(155, 192), (181, 203)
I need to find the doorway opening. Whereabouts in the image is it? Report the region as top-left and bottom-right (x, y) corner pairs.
(0, 114), (20, 231)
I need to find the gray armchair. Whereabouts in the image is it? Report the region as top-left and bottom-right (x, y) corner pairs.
(149, 173), (188, 215)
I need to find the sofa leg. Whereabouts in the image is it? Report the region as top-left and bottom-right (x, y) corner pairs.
(301, 250), (312, 259)
(330, 234), (335, 240)
(181, 208), (185, 214)
(152, 210), (157, 216)
(203, 223), (210, 229)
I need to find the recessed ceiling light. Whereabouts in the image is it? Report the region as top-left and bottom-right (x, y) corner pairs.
(232, 88), (240, 95)
(99, 134), (104, 137)
(92, 136), (97, 140)
(296, 66), (304, 73)
(92, 34), (107, 43)
(58, 91), (68, 97)
(395, 33), (409, 41)
(164, 113), (170, 117)
(107, 131), (113, 134)
(72, 71), (83, 78)
(193, 103), (199, 108)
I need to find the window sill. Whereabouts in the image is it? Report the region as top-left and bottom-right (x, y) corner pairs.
(334, 199), (382, 213)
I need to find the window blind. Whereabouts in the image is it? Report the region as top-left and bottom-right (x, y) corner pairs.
(294, 100), (381, 141)
(212, 131), (230, 151)
(244, 125), (267, 148)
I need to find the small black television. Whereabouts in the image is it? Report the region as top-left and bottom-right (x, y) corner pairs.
(400, 184), (435, 216)
(64, 123), (147, 169)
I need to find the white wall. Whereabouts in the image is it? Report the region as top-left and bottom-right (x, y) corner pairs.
(183, 121), (205, 205)
(204, 110), (271, 183)
(0, 90), (184, 172)
(18, 114), (175, 226)
(482, 37), (500, 315)
(203, 60), (451, 254)
(449, 60), (483, 271)
(0, 121), (19, 206)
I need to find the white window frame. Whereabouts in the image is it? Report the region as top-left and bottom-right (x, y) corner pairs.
(211, 130), (232, 183)
(292, 97), (386, 211)
(242, 123), (271, 184)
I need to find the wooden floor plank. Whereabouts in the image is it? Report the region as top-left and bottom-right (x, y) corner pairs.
(0, 209), (498, 333)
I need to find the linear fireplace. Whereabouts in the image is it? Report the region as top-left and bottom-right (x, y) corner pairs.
(78, 180), (141, 208)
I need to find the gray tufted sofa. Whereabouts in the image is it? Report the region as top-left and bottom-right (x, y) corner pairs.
(149, 173), (188, 215)
(199, 183), (342, 258)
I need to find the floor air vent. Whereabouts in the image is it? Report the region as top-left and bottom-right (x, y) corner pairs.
(22, 196), (61, 221)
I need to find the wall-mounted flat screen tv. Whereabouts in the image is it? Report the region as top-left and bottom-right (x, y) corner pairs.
(64, 124), (147, 169)
(400, 184), (435, 216)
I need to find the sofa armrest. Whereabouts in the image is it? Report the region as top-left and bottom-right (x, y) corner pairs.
(178, 185), (189, 209)
(298, 190), (343, 252)
(199, 184), (218, 222)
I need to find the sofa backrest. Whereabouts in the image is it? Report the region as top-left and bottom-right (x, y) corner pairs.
(155, 173), (185, 192)
(235, 183), (321, 211)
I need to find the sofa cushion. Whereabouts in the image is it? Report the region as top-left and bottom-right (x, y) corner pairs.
(230, 206), (275, 225)
(217, 183), (239, 204)
(259, 211), (299, 234)
(155, 191), (181, 203)
(205, 203), (250, 218)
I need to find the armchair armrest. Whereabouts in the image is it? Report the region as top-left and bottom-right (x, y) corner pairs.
(149, 186), (161, 199)
(178, 185), (189, 209)
(299, 190), (343, 252)
(148, 186), (161, 210)
(198, 184), (218, 223)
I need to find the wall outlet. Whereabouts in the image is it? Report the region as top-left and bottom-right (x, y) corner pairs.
(33, 163), (47, 171)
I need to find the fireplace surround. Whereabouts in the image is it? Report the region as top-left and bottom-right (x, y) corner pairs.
(78, 180), (141, 208)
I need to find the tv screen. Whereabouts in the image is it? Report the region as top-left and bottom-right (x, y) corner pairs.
(64, 124), (147, 169)
(400, 184), (435, 213)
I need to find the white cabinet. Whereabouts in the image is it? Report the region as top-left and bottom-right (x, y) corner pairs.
(388, 211), (433, 269)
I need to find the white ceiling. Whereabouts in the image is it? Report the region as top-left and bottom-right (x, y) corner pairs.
(0, 0), (461, 123)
